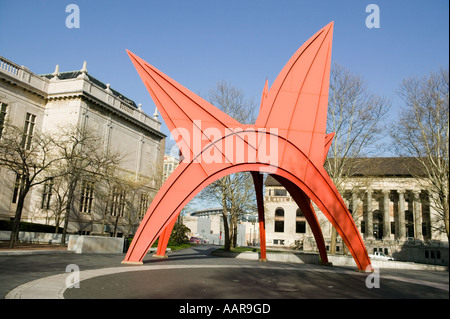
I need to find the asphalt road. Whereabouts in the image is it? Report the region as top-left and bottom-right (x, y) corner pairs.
(1, 245), (448, 303)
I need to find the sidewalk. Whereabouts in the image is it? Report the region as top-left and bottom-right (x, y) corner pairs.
(0, 241), (71, 255)
(1, 244), (448, 300)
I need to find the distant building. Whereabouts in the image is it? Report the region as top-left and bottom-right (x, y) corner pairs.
(163, 154), (179, 182)
(264, 157), (448, 265)
(183, 207), (258, 246)
(0, 56), (165, 236)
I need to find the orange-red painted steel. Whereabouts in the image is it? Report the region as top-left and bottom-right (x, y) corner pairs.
(122, 22), (372, 271)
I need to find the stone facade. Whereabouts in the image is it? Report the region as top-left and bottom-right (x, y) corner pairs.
(0, 56), (165, 236)
(183, 208), (258, 247)
(264, 158), (448, 265)
(162, 154), (179, 182)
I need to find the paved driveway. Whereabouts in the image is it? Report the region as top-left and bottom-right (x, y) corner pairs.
(1, 245), (448, 301)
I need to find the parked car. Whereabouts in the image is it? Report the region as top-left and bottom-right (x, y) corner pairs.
(369, 252), (394, 261)
(189, 237), (202, 244)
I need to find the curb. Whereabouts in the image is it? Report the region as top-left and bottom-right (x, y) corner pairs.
(0, 250), (74, 256)
(213, 249), (449, 271)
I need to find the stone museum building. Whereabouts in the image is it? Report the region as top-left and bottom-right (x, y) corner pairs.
(0, 56), (165, 236)
(183, 207), (256, 247)
(264, 158), (448, 265)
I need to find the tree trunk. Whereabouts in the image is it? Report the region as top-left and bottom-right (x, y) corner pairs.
(444, 197), (449, 242)
(230, 213), (238, 248)
(54, 213), (60, 234)
(61, 180), (76, 245)
(222, 199), (231, 251)
(329, 227), (337, 254)
(113, 214), (120, 237)
(9, 188), (29, 248)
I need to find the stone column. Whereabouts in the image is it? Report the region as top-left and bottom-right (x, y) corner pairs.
(352, 191), (360, 231)
(397, 190), (406, 240)
(382, 190), (391, 240)
(413, 191), (423, 241)
(365, 189), (374, 240)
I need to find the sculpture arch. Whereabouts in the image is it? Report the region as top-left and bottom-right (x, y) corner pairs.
(122, 22), (372, 271)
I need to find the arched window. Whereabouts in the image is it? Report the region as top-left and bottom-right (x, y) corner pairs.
(274, 208), (284, 232)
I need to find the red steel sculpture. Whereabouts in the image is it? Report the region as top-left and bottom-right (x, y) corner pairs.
(122, 22), (373, 271)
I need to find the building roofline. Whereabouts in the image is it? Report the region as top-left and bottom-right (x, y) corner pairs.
(265, 157), (430, 186)
(1, 56), (166, 139)
(41, 70), (138, 109)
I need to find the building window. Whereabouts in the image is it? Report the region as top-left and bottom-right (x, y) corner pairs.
(425, 250), (441, 260)
(0, 102), (7, 138)
(274, 207), (284, 232)
(405, 210), (414, 238)
(21, 113), (36, 150)
(296, 208), (306, 233)
(139, 193), (149, 220)
(79, 180), (95, 213)
(296, 221), (306, 233)
(373, 209), (383, 240)
(110, 187), (126, 217)
(41, 178), (54, 210)
(12, 173), (25, 204)
(422, 223), (428, 237)
(274, 189), (287, 196)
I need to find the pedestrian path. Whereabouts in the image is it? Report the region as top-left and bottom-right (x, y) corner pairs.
(1, 245), (448, 299)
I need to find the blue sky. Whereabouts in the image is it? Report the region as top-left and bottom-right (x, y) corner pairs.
(1, 0), (448, 148)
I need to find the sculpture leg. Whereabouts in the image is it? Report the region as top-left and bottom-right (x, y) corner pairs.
(302, 164), (372, 271)
(154, 215), (178, 258)
(272, 174), (329, 265)
(251, 172), (267, 262)
(122, 161), (235, 264)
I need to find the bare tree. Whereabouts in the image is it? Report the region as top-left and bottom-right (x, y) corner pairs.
(53, 124), (123, 244)
(103, 175), (145, 237)
(122, 178), (153, 237)
(326, 64), (391, 185)
(390, 67), (449, 240)
(92, 160), (161, 238)
(0, 123), (63, 248)
(326, 64), (391, 253)
(208, 81), (255, 125)
(199, 81), (257, 250)
(48, 176), (70, 233)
